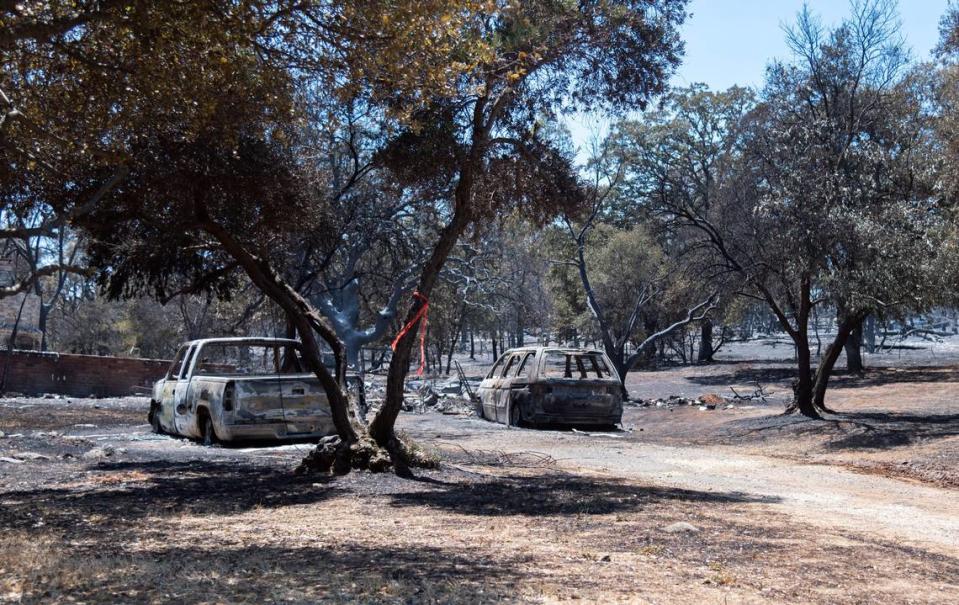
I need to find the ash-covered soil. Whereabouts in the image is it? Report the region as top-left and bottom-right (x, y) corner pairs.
(1, 396), (958, 604)
(2, 336), (959, 603)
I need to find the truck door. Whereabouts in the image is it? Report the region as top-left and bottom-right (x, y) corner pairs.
(493, 354), (522, 423)
(158, 346), (188, 431)
(172, 344), (199, 436)
(478, 354), (507, 420)
(505, 352), (535, 425)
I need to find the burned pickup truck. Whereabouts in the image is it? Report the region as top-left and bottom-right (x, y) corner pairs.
(477, 347), (623, 428)
(148, 337), (350, 444)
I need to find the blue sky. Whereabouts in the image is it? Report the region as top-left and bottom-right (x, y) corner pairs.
(674, 0), (948, 90)
(566, 0), (951, 160)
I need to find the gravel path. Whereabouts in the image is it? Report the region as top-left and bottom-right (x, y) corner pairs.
(407, 414), (959, 556)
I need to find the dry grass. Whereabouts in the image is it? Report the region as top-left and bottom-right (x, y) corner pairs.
(1, 461), (957, 604)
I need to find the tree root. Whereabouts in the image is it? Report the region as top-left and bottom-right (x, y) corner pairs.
(294, 432), (439, 476)
(782, 400), (827, 420)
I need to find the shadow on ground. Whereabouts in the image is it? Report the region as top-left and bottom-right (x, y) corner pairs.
(688, 366), (797, 387)
(716, 410), (959, 451)
(688, 365), (959, 391)
(390, 472), (778, 516)
(821, 411), (959, 449)
(826, 366), (959, 389)
(0, 459), (777, 533)
(0, 460), (339, 533)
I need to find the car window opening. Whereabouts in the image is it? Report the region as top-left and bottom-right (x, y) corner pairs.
(517, 352), (534, 377)
(542, 351), (612, 379)
(194, 343), (308, 377)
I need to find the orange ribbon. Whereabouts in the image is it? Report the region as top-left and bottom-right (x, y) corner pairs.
(391, 291), (429, 376)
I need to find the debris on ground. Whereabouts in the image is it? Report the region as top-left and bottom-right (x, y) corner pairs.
(11, 452), (50, 461)
(629, 394), (728, 409)
(363, 380), (480, 418)
(571, 428), (623, 438)
(82, 446), (116, 460)
(662, 522), (700, 533)
(441, 443), (557, 469)
(728, 383), (774, 404)
(628, 388), (773, 410)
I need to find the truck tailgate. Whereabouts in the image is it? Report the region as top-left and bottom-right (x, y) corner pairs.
(233, 375), (330, 425)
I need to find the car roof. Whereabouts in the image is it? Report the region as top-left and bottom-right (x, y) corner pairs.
(181, 337), (301, 347)
(501, 346), (606, 355)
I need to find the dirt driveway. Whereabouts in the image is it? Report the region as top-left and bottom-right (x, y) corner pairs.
(405, 414), (959, 556)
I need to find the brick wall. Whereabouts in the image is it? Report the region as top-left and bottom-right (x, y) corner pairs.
(0, 350), (172, 397)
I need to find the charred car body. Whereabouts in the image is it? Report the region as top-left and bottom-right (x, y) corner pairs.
(148, 337), (353, 444)
(477, 347), (623, 428)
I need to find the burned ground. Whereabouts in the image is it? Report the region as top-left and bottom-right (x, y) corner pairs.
(2, 430), (958, 604)
(2, 344), (959, 603)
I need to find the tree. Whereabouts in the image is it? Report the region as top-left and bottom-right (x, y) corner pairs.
(0, 0), (496, 311)
(289, 99), (425, 369)
(935, 3), (959, 203)
(1, 1), (297, 300)
(551, 217), (715, 393)
(5, 1), (503, 473)
(372, 0), (690, 459)
(549, 127), (717, 390)
(655, 1), (942, 418)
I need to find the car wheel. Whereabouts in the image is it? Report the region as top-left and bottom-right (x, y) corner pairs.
(150, 408), (163, 435)
(202, 415), (218, 446)
(149, 402), (163, 434)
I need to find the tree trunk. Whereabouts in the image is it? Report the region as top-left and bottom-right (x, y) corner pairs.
(863, 314), (876, 354)
(38, 303), (49, 352)
(791, 338), (819, 418)
(198, 216), (358, 457)
(469, 328), (475, 360)
(608, 345), (629, 400)
(813, 312), (863, 410)
(0, 293), (29, 392)
(768, 276), (820, 419)
(491, 332), (499, 360)
(844, 319), (864, 374)
(370, 195), (474, 463)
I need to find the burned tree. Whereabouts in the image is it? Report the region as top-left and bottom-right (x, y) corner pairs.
(370, 0), (690, 458)
(279, 99), (429, 370)
(649, 1), (942, 418)
(562, 219), (716, 393)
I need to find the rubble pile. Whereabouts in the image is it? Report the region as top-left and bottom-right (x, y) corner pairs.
(628, 392), (741, 411)
(362, 376), (482, 417)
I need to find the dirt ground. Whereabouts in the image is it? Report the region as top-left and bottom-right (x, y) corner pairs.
(623, 359), (959, 489)
(1, 340), (958, 603)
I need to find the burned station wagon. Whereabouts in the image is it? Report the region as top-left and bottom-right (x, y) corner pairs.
(148, 337), (344, 444)
(477, 347), (623, 428)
